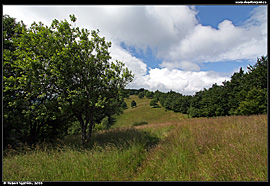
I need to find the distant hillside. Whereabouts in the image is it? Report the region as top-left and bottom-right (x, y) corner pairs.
(111, 95), (187, 129)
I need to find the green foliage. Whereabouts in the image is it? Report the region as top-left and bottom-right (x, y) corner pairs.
(131, 100), (137, 108)
(138, 92), (145, 99)
(121, 101), (128, 109)
(150, 98), (159, 108)
(67, 121), (81, 135)
(145, 91), (154, 99)
(3, 14), (74, 146)
(93, 116), (110, 132)
(159, 56), (267, 118)
(235, 88), (267, 115)
(3, 14), (133, 147)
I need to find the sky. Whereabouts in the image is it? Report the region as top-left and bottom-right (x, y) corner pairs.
(3, 5), (267, 95)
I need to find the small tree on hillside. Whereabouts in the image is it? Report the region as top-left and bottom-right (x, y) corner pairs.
(146, 91), (154, 99)
(121, 101), (128, 109)
(150, 98), (159, 108)
(138, 92), (144, 99)
(131, 100), (137, 108)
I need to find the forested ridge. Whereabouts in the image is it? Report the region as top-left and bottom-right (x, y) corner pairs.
(128, 55), (267, 118)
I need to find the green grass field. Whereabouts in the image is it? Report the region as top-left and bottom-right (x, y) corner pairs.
(112, 95), (187, 128)
(3, 95), (267, 181)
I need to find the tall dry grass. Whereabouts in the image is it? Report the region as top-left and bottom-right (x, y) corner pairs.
(135, 115), (267, 181)
(3, 115), (267, 181)
(3, 128), (158, 181)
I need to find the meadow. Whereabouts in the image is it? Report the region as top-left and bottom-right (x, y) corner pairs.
(3, 95), (267, 181)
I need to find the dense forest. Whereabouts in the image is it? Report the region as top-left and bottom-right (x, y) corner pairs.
(3, 14), (267, 149)
(127, 55), (267, 118)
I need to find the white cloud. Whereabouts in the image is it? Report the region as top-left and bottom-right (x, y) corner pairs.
(163, 6), (267, 69)
(3, 5), (197, 53)
(108, 41), (229, 95)
(168, 20), (245, 62)
(138, 68), (229, 95)
(109, 44), (147, 81)
(109, 44), (229, 95)
(3, 5), (267, 95)
(3, 5), (266, 65)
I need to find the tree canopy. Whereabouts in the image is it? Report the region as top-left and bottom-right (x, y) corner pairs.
(3, 14), (133, 147)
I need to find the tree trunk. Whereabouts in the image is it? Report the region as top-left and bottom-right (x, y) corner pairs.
(77, 114), (87, 145)
(87, 118), (94, 142)
(81, 124), (87, 146)
(29, 119), (41, 145)
(29, 122), (38, 145)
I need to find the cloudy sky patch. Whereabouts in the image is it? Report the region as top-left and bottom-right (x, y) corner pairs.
(3, 5), (267, 95)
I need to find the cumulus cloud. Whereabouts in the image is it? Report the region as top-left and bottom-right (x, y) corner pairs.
(3, 5), (267, 95)
(109, 43), (229, 95)
(136, 68), (229, 95)
(163, 6), (267, 69)
(108, 45), (230, 95)
(109, 44), (147, 82)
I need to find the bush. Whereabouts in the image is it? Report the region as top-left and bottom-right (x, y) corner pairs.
(138, 92), (144, 99)
(94, 116), (110, 131)
(121, 101), (128, 109)
(131, 100), (137, 108)
(133, 121), (148, 126)
(150, 98), (159, 108)
(67, 121), (81, 135)
(145, 91), (154, 99)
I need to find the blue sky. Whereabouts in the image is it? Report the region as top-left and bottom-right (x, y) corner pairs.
(195, 5), (258, 28)
(120, 5), (261, 73)
(3, 5), (267, 94)
(192, 5), (260, 73)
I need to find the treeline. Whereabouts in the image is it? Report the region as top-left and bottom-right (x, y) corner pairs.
(127, 55), (267, 118)
(188, 57), (267, 117)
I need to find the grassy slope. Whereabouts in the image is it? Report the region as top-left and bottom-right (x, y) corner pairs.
(3, 95), (267, 181)
(112, 95), (187, 128)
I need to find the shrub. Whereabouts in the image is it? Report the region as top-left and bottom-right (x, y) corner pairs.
(138, 92), (144, 99)
(121, 101), (128, 109)
(150, 98), (159, 108)
(94, 116), (110, 131)
(67, 121), (81, 135)
(131, 100), (137, 108)
(145, 91), (154, 99)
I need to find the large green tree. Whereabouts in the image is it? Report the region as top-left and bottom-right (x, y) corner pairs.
(3, 15), (71, 146)
(3, 14), (133, 146)
(3, 15), (28, 146)
(50, 15), (133, 144)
